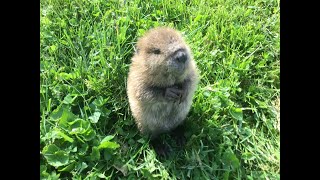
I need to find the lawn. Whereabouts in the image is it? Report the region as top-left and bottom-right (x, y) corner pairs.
(40, 0), (280, 179)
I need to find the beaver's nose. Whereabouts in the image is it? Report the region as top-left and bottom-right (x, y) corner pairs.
(174, 50), (187, 63)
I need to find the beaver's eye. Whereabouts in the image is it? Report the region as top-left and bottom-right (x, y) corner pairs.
(148, 48), (161, 54)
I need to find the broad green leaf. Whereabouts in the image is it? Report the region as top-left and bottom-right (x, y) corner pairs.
(69, 18), (78, 26)
(47, 151), (69, 167)
(242, 152), (255, 161)
(203, 90), (210, 97)
(98, 141), (120, 150)
(212, 96), (221, 109)
(40, 171), (49, 180)
(222, 149), (240, 170)
(56, 130), (74, 143)
(48, 171), (60, 180)
(90, 146), (100, 161)
(75, 162), (88, 173)
(194, 14), (203, 22)
(100, 135), (115, 143)
(59, 73), (73, 80)
(42, 144), (69, 167)
(79, 143), (89, 156)
(43, 144), (59, 153)
(83, 129), (96, 141)
(58, 162), (75, 172)
(89, 111), (101, 123)
(72, 145), (78, 152)
(68, 119), (90, 135)
(255, 99), (268, 108)
(97, 173), (108, 178)
(93, 96), (106, 107)
(40, 165), (49, 179)
(63, 94), (75, 104)
(113, 164), (128, 176)
(42, 130), (59, 141)
(229, 107), (243, 121)
(49, 45), (57, 52)
(137, 138), (145, 144)
(50, 106), (64, 120)
(59, 108), (76, 128)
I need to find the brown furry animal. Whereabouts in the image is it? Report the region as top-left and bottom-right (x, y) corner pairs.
(127, 27), (199, 155)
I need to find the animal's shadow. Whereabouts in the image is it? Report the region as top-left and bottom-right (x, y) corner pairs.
(151, 107), (225, 177)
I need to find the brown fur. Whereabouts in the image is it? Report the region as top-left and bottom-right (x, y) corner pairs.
(127, 27), (199, 138)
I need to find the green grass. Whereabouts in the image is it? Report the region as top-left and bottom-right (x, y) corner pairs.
(40, 0), (280, 179)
